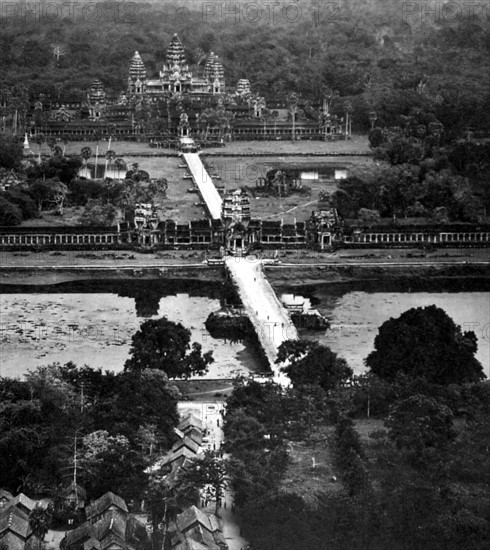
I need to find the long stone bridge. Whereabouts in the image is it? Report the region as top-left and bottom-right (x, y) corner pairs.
(182, 151), (298, 385)
(225, 257), (298, 385)
(182, 153), (222, 220)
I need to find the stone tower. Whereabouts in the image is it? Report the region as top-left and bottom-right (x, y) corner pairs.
(236, 79), (251, 97)
(87, 79), (106, 120)
(204, 52), (225, 93)
(128, 51), (147, 94)
(166, 34), (186, 66)
(88, 79), (106, 104)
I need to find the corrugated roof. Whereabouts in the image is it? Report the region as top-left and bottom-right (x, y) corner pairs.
(176, 506), (213, 533)
(178, 415), (203, 432)
(4, 493), (36, 513)
(171, 436), (200, 455)
(63, 522), (96, 546)
(0, 506), (31, 538)
(85, 492), (128, 522)
(94, 510), (126, 542)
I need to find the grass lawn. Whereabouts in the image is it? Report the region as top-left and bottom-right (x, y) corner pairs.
(280, 425), (343, 504)
(21, 206), (87, 227)
(202, 155), (380, 222)
(143, 157), (205, 222)
(280, 418), (385, 503)
(29, 137), (378, 225)
(203, 135), (370, 155)
(57, 135), (370, 157)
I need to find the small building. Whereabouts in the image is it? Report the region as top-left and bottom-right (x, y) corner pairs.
(171, 436), (201, 455)
(85, 492), (128, 524)
(0, 168), (21, 191)
(60, 510), (147, 550)
(62, 482), (87, 510)
(181, 427), (203, 447)
(169, 506), (228, 550)
(178, 415), (204, 434)
(0, 506), (34, 550)
(60, 522), (97, 550)
(157, 447), (200, 474)
(3, 493), (37, 516)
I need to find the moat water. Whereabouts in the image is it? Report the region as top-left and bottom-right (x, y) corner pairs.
(0, 288), (259, 379)
(300, 290), (490, 378)
(0, 282), (489, 379)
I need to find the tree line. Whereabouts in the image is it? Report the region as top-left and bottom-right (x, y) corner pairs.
(222, 305), (489, 549)
(0, 0), (488, 135)
(0, 135), (167, 226)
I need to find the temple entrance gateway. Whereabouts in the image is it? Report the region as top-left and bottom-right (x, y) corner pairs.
(320, 233), (332, 249)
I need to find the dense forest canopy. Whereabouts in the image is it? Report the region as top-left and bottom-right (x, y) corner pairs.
(0, 0), (489, 132)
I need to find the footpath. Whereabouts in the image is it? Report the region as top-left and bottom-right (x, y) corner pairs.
(178, 402), (250, 550)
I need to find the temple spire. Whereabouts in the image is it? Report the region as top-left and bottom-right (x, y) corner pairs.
(204, 52), (224, 80)
(129, 51), (147, 81)
(167, 34), (186, 66)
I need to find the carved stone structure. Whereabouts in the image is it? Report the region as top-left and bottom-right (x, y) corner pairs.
(129, 35), (225, 99)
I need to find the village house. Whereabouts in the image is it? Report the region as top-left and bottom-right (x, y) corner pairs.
(3, 493), (37, 516)
(157, 447), (200, 474)
(62, 482), (87, 510)
(171, 436), (202, 456)
(169, 506), (228, 550)
(0, 506), (35, 550)
(178, 415), (204, 434)
(0, 168), (21, 191)
(85, 492), (128, 524)
(61, 494), (148, 550)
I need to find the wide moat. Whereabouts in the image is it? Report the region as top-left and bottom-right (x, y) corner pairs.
(0, 279), (489, 379)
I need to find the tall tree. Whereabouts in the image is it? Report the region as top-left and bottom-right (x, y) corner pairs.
(276, 340), (353, 392)
(177, 450), (228, 515)
(287, 92), (299, 142)
(386, 394), (456, 461)
(366, 305), (485, 385)
(124, 317), (214, 379)
(29, 505), (53, 550)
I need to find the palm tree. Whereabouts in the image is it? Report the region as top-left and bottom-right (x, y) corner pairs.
(29, 505), (53, 549)
(46, 137), (57, 155)
(114, 157), (126, 180)
(271, 110), (279, 136)
(343, 100), (353, 139)
(33, 134), (45, 163)
(287, 92), (299, 142)
(81, 146), (92, 177)
(92, 131), (102, 178)
(61, 134), (70, 156)
(105, 149), (116, 178)
(262, 109), (273, 139)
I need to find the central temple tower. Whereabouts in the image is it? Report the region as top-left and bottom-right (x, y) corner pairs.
(127, 34), (226, 98)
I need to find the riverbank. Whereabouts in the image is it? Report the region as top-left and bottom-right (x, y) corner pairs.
(266, 262), (490, 289)
(1, 248), (489, 287)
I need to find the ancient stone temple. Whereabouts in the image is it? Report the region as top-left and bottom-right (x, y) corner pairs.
(129, 34), (226, 99)
(87, 79), (106, 120)
(235, 79), (251, 97)
(127, 51), (147, 95)
(222, 189), (252, 252)
(134, 203), (160, 247)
